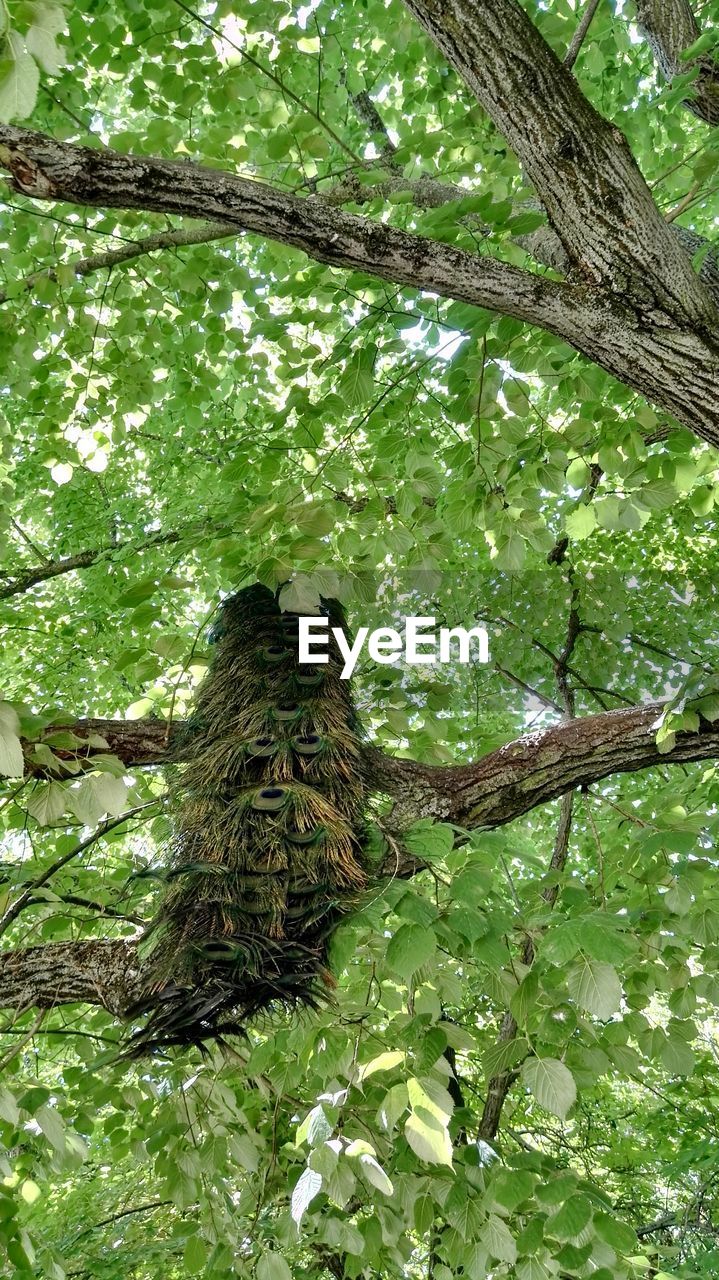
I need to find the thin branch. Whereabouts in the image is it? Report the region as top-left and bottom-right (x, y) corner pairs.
(72, 1200), (174, 1242)
(8, 518), (51, 564)
(0, 1009), (46, 1071)
(0, 804), (156, 938)
(494, 663), (563, 714)
(479, 579), (580, 1141)
(0, 527), (186, 600)
(478, 790), (574, 1142)
(0, 221), (240, 307)
(564, 0), (603, 70)
(170, 0), (363, 163)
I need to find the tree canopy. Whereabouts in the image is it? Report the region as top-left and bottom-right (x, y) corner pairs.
(2, 0), (719, 1277)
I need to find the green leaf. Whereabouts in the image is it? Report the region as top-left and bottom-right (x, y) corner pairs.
(565, 503), (597, 540)
(565, 458), (590, 488)
(407, 1076), (454, 1123)
(278, 576), (322, 614)
(593, 1211), (637, 1253)
(0, 710), (24, 778)
(0, 31), (39, 122)
(295, 1105), (332, 1147)
(0, 1087), (20, 1126)
(357, 1153), (393, 1196)
(295, 504), (336, 537)
(36, 1103), (65, 1153)
(490, 526), (526, 571)
(567, 957), (622, 1019)
(480, 1214), (517, 1264)
(385, 922), (436, 979)
(338, 347), (376, 406)
(358, 1050), (405, 1081)
(404, 1108), (453, 1166)
(545, 1193), (593, 1242)
(404, 820), (455, 861)
(26, 782), (66, 825)
(256, 1252), (293, 1280)
(291, 1166), (322, 1226)
(26, 4), (66, 75)
(521, 1057), (577, 1119)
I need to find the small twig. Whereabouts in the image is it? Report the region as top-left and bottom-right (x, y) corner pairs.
(582, 791), (606, 905)
(564, 0), (602, 70)
(170, 0), (362, 164)
(71, 1200), (174, 1243)
(9, 518), (51, 566)
(0, 1008), (46, 1071)
(494, 663), (563, 714)
(0, 803), (157, 937)
(665, 180), (702, 224)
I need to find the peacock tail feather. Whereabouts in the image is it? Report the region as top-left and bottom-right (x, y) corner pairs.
(127, 583), (368, 1053)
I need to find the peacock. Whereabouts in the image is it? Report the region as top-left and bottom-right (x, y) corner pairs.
(127, 583), (368, 1053)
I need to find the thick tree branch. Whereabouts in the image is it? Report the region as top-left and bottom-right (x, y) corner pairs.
(402, 0), (717, 323)
(5, 702), (719, 1019)
(635, 0), (719, 125)
(22, 717), (182, 774)
(1, 127), (719, 442)
(0, 126), (585, 340)
(366, 702), (719, 828)
(26, 703), (719, 831)
(0, 939), (142, 1015)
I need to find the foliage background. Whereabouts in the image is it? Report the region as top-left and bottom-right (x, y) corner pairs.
(2, 0), (719, 1277)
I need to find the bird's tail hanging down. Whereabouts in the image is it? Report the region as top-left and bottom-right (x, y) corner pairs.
(127, 583), (368, 1053)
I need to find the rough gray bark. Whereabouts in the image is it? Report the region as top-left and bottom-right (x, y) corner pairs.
(402, 0), (716, 321)
(0, 939), (141, 1015)
(635, 0), (719, 125)
(0, 126), (578, 332)
(1, 127), (719, 443)
(365, 702), (719, 827)
(517, 213), (719, 308)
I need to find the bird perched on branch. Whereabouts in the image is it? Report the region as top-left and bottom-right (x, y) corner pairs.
(127, 582), (368, 1053)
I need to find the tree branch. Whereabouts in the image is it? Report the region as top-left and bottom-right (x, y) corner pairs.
(0, 804), (157, 938)
(0, 125), (584, 340)
(0, 126), (718, 443)
(0, 221), (240, 307)
(368, 701), (719, 828)
(401, 0), (717, 322)
(25, 702), (719, 831)
(0, 529), (185, 600)
(635, 0), (719, 125)
(5, 702), (719, 1018)
(0, 939), (142, 1015)
(564, 0), (603, 71)
(479, 588), (579, 1141)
